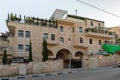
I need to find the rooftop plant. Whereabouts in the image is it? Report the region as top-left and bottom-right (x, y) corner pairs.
(67, 14), (86, 21)
(8, 13), (21, 21)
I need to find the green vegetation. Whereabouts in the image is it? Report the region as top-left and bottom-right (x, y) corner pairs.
(8, 13), (21, 21)
(85, 28), (113, 35)
(2, 49), (8, 65)
(85, 28), (97, 33)
(29, 40), (33, 62)
(42, 38), (48, 62)
(67, 14), (86, 21)
(7, 13), (58, 28)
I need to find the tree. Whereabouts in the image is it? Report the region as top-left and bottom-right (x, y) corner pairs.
(10, 13), (15, 20)
(29, 40), (33, 62)
(42, 38), (48, 62)
(2, 49), (8, 65)
(8, 13), (9, 20)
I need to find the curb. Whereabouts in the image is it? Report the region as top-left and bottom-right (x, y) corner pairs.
(0, 77), (9, 80)
(0, 70), (77, 80)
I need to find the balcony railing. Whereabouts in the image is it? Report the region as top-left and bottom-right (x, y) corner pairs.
(7, 13), (58, 28)
(85, 28), (115, 39)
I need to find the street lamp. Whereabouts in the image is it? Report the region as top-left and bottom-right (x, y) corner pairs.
(99, 55), (102, 59)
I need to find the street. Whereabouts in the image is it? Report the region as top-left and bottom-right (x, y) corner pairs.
(9, 66), (120, 80)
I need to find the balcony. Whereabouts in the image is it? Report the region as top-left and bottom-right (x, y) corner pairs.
(74, 44), (87, 48)
(115, 38), (120, 44)
(85, 28), (115, 39)
(73, 41), (87, 48)
(47, 40), (58, 45)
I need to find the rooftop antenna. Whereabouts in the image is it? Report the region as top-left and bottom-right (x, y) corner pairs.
(75, 9), (77, 15)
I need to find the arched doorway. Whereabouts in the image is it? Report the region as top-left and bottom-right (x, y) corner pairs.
(48, 49), (54, 60)
(73, 51), (83, 68)
(56, 49), (72, 68)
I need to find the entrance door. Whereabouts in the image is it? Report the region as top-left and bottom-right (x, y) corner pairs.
(71, 59), (82, 68)
(56, 49), (72, 68)
(74, 51), (83, 68)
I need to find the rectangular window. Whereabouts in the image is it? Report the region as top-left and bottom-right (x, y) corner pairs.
(104, 40), (108, 43)
(51, 34), (55, 40)
(99, 40), (101, 45)
(91, 21), (93, 26)
(60, 37), (64, 43)
(25, 45), (30, 52)
(98, 23), (100, 27)
(18, 30), (24, 38)
(68, 38), (70, 41)
(18, 44), (23, 52)
(43, 33), (48, 40)
(80, 37), (83, 43)
(89, 39), (92, 44)
(60, 26), (64, 32)
(99, 50), (101, 52)
(79, 27), (82, 32)
(49, 23), (53, 27)
(73, 27), (74, 32)
(25, 31), (30, 38)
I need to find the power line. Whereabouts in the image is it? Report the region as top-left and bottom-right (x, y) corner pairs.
(76, 0), (120, 18)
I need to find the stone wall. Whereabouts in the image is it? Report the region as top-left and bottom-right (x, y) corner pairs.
(42, 60), (63, 73)
(0, 59), (63, 77)
(0, 64), (19, 77)
(97, 54), (120, 67)
(88, 54), (120, 68)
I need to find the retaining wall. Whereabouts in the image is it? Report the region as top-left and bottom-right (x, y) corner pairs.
(0, 59), (63, 77)
(88, 54), (120, 68)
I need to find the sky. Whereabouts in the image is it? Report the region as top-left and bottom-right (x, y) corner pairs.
(1, 0), (120, 33)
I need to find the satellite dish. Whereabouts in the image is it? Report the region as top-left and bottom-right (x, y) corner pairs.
(50, 9), (67, 20)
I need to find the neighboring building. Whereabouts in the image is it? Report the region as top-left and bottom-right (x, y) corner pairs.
(6, 10), (115, 68)
(108, 26), (120, 44)
(0, 33), (12, 64)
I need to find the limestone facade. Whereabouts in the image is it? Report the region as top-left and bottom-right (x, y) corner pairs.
(6, 14), (115, 68)
(0, 33), (12, 64)
(108, 26), (120, 44)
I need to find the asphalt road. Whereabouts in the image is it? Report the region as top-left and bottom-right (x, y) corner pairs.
(26, 66), (120, 80)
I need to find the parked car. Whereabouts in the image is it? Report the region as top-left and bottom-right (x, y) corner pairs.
(117, 61), (120, 67)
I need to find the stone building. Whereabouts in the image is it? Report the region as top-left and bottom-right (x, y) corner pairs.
(0, 33), (12, 64)
(108, 26), (120, 44)
(6, 9), (115, 68)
